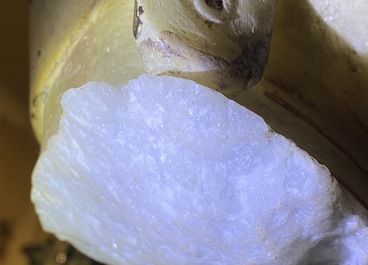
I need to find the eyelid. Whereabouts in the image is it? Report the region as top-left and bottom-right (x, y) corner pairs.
(193, 0), (231, 24)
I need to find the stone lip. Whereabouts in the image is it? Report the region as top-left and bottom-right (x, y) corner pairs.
(30, 1), (144, 144)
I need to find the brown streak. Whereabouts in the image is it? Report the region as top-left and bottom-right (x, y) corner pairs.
(331, 171), (368, 211)
(350, 109), (368, 136)
(264, 90), (367, 175)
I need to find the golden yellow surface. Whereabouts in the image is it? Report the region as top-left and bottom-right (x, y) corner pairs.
(30, 0), (144, 145)
(0, 2), (45, 265)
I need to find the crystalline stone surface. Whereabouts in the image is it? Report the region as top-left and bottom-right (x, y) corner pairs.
(309, 0), (368, 55)
(32, 74), (368, 264)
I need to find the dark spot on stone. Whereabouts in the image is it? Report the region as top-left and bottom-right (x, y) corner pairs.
(32, 91), (48, 108)
(347, 58), (359, 73)
(0, 218), (12, 258)
(204, 20), (214, 29)
(205, 0), (223, 10)
(228, 34), (272, 89)
(216, 79), (227, 91)
(138, 6), (144, 16)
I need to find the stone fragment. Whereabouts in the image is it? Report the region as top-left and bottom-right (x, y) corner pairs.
(32, 74), (368, 265)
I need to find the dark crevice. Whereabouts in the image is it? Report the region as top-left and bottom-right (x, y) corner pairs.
(205, 0), (223, 10)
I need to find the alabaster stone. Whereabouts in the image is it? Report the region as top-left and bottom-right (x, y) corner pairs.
(32, 75), (368, 265)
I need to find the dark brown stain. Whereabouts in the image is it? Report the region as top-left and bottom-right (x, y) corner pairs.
(264, 90), (367, 175)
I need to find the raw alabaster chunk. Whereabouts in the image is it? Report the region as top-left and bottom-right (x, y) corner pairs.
(32, 74), (368, 264)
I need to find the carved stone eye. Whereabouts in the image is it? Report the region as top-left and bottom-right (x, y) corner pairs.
(194, 0), (230, 24)
(205, 0), (224, 10)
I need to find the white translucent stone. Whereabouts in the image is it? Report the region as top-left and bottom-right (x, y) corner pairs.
(309, 0), (368, 55)
(32, 74), (368, 264)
